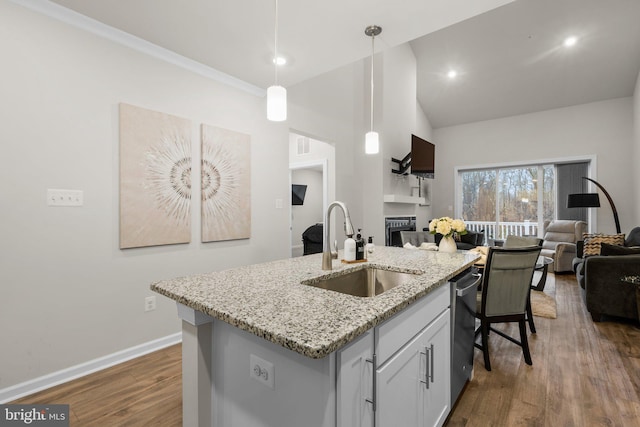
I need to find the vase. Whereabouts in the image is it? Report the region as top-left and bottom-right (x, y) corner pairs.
(438, 235), (457, 253)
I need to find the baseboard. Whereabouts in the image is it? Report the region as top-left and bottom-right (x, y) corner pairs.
(0, 332), (182, 404)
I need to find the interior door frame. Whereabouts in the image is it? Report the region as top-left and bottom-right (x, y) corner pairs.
(289, 159), (328, 257)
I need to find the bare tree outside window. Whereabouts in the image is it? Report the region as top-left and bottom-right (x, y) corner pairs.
(460, 165), (555, 239)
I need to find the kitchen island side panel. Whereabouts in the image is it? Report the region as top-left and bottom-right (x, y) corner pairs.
(211, 318), (336, 427)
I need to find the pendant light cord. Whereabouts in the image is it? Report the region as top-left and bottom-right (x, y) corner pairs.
(274, 0), (279, 86)
(370, 33), (374, 132)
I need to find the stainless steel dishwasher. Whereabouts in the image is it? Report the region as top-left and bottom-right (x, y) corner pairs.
(449, 268), (482, 406)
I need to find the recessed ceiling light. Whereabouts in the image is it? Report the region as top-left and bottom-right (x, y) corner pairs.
(273, 56), (287, 66)
(447, 70), (458, 79)
(563, 36), (578, 47)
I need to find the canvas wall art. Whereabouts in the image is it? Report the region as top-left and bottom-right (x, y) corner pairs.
(119, 103), (192, 249)
(201, 124), (251, 242)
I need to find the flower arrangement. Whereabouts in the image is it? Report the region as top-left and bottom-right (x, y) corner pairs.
(428, 217), (467, 238)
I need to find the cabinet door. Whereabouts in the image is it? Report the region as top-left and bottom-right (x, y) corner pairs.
(376, 310), (450, 427)
(423, 310), (451, 427)
(336, 330), (374, 427)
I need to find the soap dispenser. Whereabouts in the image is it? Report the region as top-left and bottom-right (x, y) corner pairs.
(355, 229), (365, 260)
(366, 236), (375, 256)
(344, 234), (356, 262)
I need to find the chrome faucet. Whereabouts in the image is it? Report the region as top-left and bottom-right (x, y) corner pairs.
(323, 201), (355, 270)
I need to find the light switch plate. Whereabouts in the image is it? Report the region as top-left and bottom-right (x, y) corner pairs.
(47, 189), (83, 207)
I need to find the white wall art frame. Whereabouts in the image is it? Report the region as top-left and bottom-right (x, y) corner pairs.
(201, 124), (251, 242)
(119, 103), (192, 249)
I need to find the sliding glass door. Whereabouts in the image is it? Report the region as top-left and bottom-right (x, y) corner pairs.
(460, 165), (555, 240)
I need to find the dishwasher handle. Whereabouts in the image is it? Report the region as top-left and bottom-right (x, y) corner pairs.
(456, 274), (482, 297)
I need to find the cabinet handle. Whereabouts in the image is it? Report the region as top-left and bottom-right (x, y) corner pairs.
(428, 343), (435, 385)
(365, 354), (376, 412)
(419, 347), (430, 389)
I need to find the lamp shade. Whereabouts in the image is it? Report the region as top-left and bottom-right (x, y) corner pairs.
(365, 131), (379, 154)
(567, 193), (600, 208)
(267, 85), (287, 121)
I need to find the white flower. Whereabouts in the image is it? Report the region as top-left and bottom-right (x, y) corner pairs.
(451, 219), (466, 233)
(429, 216), (467, 238)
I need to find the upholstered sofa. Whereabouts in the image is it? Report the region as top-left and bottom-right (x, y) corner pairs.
(573, 227), (640, 322)
(540, 220), (587, 273)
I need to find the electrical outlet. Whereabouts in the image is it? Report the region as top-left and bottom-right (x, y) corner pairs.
(47, 189), (83, 206)
(275, 198), (283, 209)
(144, 296), (156, 312)
(250, 354), (274, 389)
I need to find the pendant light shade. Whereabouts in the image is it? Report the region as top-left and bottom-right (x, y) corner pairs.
(267, 0), (287, 121)
(365, 131), (379, 154)
(365, 25), (382, 154)
(267, 85), (287, 121)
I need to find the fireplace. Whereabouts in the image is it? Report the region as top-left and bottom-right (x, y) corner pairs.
(385, 216), (416, 247)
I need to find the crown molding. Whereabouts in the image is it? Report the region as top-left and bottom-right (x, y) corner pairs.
(10, 0), (266, 97)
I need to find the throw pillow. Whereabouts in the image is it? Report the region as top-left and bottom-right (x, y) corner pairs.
(600, 243), (640, 256)
(582, 233), (625, 257)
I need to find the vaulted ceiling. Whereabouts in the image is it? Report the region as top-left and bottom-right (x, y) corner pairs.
(45, 0), (640, 128)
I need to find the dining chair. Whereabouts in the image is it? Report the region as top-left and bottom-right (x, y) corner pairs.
(503, 235), (543, 333)
(475, 246), (541, 371)
(400, 231), (430, 246)
(504, 235), (543, 248)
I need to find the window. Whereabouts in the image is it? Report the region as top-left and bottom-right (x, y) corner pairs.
(459, 165), (555, 240)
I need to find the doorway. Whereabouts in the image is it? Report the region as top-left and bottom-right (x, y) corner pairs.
(289, 133), (335, 257)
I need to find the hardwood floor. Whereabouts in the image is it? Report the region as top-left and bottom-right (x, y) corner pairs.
(447, 273), (640, 427)
(10, 274), (640, 426)
(10, 344), (182, 426)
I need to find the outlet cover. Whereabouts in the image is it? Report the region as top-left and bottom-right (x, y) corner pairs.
(249, 354), (274, 389)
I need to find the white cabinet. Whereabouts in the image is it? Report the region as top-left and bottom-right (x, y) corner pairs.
(376, 310), (450, 427)
(336, 330), (374, 427)
(337, 284), (451, 427)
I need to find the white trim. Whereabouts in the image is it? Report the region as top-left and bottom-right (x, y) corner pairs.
(9, 0), (265, 97)
(454, 154), (597, 174)
(0, 333), (182, 404)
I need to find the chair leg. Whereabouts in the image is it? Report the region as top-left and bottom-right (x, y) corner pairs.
(519, 320), (532, 366)
(481, 321), (491, 371)
(526, 295), (536, 334)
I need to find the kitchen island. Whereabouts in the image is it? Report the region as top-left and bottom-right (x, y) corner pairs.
(152, 246), (478, 427)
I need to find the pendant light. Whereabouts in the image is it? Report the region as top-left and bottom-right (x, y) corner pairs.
(267, 0), (287, 121)
(365, 25), (381, 154)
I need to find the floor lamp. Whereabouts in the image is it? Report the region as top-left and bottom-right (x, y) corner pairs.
(567, 177), (621, 234)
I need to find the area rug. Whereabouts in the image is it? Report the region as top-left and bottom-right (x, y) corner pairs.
(530, 289), (557, 319)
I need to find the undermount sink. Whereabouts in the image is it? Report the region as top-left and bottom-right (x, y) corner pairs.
(302, 267), (421, 297)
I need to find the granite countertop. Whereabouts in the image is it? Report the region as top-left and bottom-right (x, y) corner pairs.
(151, 246), (479, 359)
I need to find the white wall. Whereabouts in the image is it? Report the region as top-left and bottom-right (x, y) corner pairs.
(415, 102), (435, 233)
(356, 45), (436, 244)
(0, 1), (291, 390)
(382, 44), (419, 219)
(432, 97), (636, 234)
(288, 62), (364, 242)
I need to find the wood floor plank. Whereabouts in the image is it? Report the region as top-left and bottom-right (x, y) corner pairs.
(11, 344), (182, 426)
(448, 273), (640, 427)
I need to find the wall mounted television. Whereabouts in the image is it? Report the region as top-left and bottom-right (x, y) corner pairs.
(291, 184), (307, 205)
(411, 134), (435, 179)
